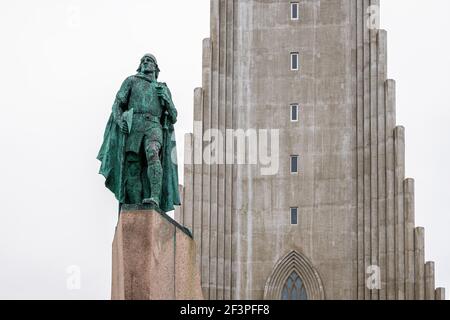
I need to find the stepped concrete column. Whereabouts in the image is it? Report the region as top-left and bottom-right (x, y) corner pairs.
(425, 261), (436, 301)
(435, 288), (446, 301)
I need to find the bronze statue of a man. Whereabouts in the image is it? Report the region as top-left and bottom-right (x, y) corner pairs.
(97, 54), (181, 212)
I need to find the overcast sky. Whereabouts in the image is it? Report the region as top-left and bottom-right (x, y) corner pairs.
(0, 0), (448, 300)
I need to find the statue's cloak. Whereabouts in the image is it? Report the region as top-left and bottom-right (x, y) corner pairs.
(97, 112), (181, 213)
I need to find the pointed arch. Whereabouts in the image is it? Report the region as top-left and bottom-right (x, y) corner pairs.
(264, 250), (325, 300)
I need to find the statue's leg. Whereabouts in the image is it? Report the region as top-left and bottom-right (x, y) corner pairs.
(142, 133), (163, 207)
(125, 152), (143, 204)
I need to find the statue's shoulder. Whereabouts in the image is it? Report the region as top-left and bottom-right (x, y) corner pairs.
(126, 75), (138, 83)
(118, 76), (137, 89)
(157, 82), (171, 93)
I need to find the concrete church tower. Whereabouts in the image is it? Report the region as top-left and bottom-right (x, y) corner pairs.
(175, 0), (445, 300)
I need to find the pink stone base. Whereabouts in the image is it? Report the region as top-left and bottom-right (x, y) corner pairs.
(111, 209), (203, 300)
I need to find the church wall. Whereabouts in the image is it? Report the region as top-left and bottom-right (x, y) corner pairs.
(179, 0), (445, 300)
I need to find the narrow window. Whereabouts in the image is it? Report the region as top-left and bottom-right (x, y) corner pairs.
(291, 2), (299, 20)
(290, 155), (299, 174)
(291, 52), (299, 71)
(291, 104), (299, 122)
(290, 207), (299, 225)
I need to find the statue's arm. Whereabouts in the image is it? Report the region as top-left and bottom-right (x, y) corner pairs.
(160, 84), (178, 124)
(112, 77), (133, 124)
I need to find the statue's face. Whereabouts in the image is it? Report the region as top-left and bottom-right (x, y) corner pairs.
(140, 56), (157, 75)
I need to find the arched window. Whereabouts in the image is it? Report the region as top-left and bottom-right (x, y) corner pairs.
(281, 271), (308, 300)
(264, 251), (325, 300)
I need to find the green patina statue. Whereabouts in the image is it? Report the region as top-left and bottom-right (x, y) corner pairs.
(97, 54), (181, 213)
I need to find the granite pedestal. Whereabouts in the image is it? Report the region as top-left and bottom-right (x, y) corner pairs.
(111, 207), (203, 300)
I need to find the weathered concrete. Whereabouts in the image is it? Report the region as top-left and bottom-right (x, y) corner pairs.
(111, 209), (203, 300)
(182, 134), (194, 232)
(174, 184), (185, 225)
(425, 261), (436, 301)
(385, 79), (397, 300)
(414, 227), (425, 300)
(201, 37), (212, 300)
(180, 0), (444, 300)
(377, 30), (387, 300)
(404, 178), (415, 300)
(394, 126), (406, 300)
(435, 288), (446, 301)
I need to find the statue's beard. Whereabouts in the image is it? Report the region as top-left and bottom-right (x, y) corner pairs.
(142, 69), (155, 77)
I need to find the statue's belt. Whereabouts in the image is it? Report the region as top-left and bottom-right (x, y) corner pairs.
(133, 112), (160, 122)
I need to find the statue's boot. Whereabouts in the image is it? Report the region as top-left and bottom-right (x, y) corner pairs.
(143, 161), (163, 208)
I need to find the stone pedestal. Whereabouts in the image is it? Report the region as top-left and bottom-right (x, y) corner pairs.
(111, 207), (203, 300)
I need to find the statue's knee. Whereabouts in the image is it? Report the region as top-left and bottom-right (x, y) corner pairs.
(146, 143), (161, 163)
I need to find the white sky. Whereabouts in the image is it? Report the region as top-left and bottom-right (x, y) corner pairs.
(0, 0), (448, 300)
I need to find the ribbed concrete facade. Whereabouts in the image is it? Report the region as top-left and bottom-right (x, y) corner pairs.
(175, 0), (445, 300)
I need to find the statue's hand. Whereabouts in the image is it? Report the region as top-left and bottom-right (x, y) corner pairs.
(156, 86), (171, 104)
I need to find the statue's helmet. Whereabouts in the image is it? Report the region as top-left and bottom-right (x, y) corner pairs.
(137, 53), (160, 79)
